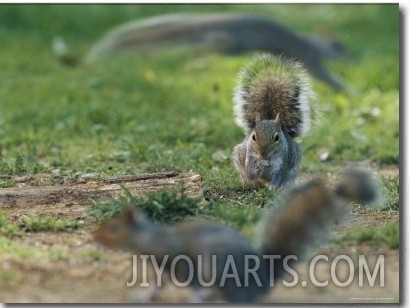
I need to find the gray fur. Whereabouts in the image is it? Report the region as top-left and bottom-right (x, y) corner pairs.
(232, 118), (302, 188)
(86, 13), (345, 89)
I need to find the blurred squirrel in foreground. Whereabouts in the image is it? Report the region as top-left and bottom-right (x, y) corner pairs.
(85, 13), (345, 90)
(232, 53), (315, 188)
(94, 170), (379, 303)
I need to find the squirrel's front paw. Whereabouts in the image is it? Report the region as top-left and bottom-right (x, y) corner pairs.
(247, 157), (269, 179)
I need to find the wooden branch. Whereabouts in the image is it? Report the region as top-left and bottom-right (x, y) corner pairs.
(0, 172), (203, 209)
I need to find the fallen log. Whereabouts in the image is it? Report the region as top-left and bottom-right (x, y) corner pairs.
(0, 171), (203, 218)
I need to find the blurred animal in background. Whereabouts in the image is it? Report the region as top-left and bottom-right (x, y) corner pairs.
(55, 13), (345, 89)
(83, 13), (346, 90)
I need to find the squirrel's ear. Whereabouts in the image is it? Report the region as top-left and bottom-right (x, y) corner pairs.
(255, 113), (261, 125)
(123, 206), (136, 225)
(274, 113), (281, 124)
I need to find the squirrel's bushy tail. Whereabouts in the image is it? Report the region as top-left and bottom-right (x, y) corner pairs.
(259, 170), (380, 278)
(233, 53), (315, 137)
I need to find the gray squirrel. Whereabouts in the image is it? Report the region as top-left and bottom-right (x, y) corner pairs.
(85, 13), (345, 89)
(94, 170), (379, 303)
(232, 53), (315, 188)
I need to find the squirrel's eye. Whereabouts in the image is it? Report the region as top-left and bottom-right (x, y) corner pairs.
(274, 132), (280, 143)
(252, 134), (256, 141)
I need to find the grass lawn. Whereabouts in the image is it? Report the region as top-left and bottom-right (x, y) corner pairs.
(0, 4), (400, 303)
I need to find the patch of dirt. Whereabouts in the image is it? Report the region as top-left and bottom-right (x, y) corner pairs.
(0, 166), (400, 303)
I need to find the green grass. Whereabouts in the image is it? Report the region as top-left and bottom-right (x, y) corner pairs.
(0, 4), (399, 232)
(21, 214), (79, 232)
(89, 183), (271, 236)
(0, 210), (74, 260)
(380, 176), (400, 211)
(0, 236), (39, 258)
(0, 211), (21, 237)
(89, 184), (203, 223)
(1, 210), (78, 234)
(0, 235), (66, 262)
(339, 222), (399, 249)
